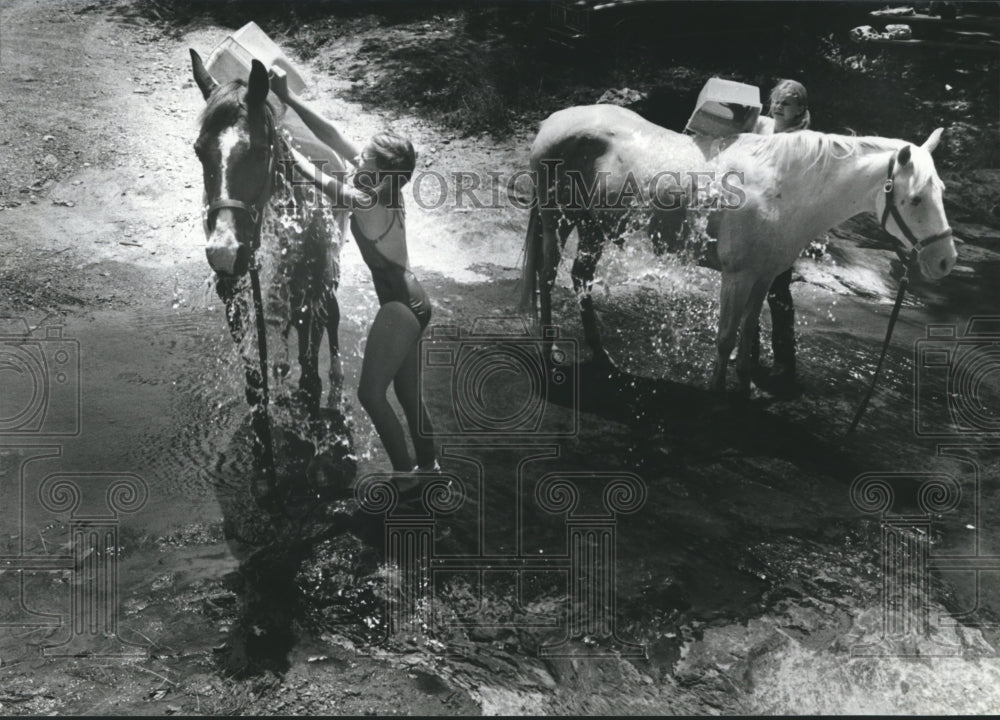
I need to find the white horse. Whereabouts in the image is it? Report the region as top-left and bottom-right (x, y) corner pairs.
(519, 104), (957, 395)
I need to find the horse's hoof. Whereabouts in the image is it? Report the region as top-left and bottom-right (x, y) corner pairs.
(765, 375), (800, 400)
(292, 386), (321, 418)
(750, 362), (770, 387)
(306, 454), (352, 500)
(274, 362), (291, 380)
(251, 472), (281, 511)
(752, 363), (799, 398)
(733, 375), (752, 397)
(586, 347), (619, 378)
(326, 390), (343, 412)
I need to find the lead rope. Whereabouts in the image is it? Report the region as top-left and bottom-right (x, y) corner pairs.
(249, 262), (279, 500)
(252, 137), (281, 502)
(847, 249), (916, 434)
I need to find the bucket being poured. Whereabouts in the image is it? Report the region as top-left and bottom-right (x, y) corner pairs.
(205, 22), (348, 174)
(685, 77), (763, 137)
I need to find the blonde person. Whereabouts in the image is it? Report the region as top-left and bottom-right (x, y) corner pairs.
(270, 72), (438, 474)
(753, 79), (810, 385)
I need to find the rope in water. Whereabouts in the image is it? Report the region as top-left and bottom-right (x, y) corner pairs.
(847, 256), (913, 434)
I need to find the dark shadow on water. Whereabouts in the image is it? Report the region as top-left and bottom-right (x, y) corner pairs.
(209, 399), (381, 678)
(551, 357), (865, 482)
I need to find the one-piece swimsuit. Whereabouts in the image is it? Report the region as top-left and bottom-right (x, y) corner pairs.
(350, 209), (431, 329)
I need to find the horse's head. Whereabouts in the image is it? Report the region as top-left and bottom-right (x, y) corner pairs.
(190, 50), (278, 277)
(875, 128), (957, 280)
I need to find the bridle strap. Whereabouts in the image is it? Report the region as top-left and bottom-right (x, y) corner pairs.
(203, 136), (279, 249)
(880, 152), (952, 256)
(849, 152), (955, 434)
(207, 197), (260, 226)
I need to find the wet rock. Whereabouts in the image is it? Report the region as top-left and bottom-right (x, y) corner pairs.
(941, 169), (1000, 229)
(597, 87), (648, 110)
(953, 222), (1000, 243)
(939, 121), (1000, 172)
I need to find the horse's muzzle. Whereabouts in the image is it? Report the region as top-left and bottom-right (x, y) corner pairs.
(920, 238), (957, 280)
(206, 229), (250, 276)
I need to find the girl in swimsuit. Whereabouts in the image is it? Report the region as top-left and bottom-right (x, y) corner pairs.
(271, 75), (437, 473)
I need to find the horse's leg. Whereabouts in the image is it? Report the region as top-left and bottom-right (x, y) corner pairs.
(710, 271), (756, 393)
(573, 217), (611, 367)
(734, 279), (772, 396)
(292, 295), (323, 418)
(538, 209), (564, 361)
(325, 290), (343, 409)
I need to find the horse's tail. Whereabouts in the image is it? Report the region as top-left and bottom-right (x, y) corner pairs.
(518, 201), (542, 324)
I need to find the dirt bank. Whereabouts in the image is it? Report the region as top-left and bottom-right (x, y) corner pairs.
(3, 0), (1000, 716)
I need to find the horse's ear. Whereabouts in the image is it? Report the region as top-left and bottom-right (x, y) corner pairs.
(190, 49), (218, 100)
(246, 59), (269, 107)
(898, 145), (912, 167)
(922, 127), (944, 154)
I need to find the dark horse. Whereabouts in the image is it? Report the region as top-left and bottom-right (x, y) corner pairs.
(190, 52), (346, 473)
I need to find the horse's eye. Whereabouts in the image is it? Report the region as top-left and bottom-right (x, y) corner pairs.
(912, 196), (923, 206)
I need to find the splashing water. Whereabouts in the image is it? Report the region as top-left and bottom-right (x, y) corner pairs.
(567, 223), (721, 381)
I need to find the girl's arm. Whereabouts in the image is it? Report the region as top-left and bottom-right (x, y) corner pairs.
(289, 147), (373, 209)
(270, 73), (361, 164)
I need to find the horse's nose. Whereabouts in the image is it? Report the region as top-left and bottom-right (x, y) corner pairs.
(939, 253), (956, 277)
(924, 244), (957, 280)
(205, 210), (241, 275)
(206, 230), (240, 275)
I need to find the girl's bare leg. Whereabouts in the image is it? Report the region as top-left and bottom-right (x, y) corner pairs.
(357, 302), (422, 471)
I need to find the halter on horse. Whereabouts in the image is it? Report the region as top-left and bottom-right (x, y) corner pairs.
(519, 105), (958, 396)
(190, 52), (346, 484)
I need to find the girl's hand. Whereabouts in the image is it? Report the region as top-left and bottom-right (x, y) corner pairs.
(268, 68), (289, 100)
(353, 174), (399, 208)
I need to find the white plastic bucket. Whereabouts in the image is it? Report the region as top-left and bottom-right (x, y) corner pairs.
(204, 23), (346, 174)
(205, 21), (309, 92)
(685, 78), (762, 137)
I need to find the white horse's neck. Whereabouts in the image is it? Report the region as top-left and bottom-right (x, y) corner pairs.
(776, 135), (903, 243)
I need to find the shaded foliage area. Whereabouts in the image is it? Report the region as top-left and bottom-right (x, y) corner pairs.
(128, 1), (998, 160)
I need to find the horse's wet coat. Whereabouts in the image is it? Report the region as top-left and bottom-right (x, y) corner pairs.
(520, 104), (957, 394)
(262, 128), (344, 344)
(191, 52), (346, 436)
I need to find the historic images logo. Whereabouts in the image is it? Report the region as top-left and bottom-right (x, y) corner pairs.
(357, 317), (647, 657)
(851, 316), (1000, 656)
(0, 318), (147, 657)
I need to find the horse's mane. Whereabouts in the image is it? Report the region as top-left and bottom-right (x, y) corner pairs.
(733, 130), (939, 189)
(197, 79), (283, 143)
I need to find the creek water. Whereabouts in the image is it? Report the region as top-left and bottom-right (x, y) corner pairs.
(3, 235), (1000, 712)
